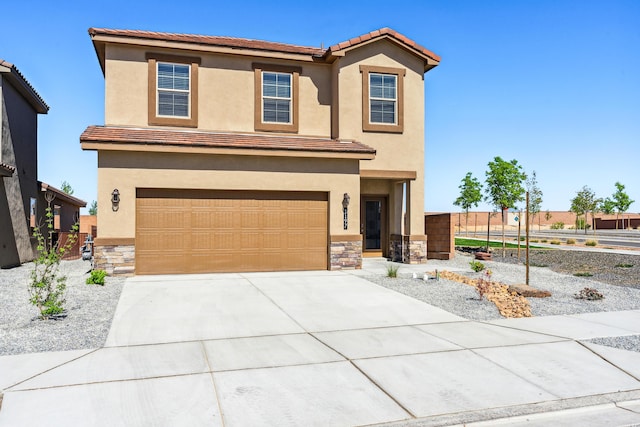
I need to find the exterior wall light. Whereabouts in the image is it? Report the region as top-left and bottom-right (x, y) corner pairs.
(342, 193), (350, 230)
(111, 189), (120, 212)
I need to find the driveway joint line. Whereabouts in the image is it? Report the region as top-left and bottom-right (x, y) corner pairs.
(200, 341), (226, 427)
(577, 340), (640, 383)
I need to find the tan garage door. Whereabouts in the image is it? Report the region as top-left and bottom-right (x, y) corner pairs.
(135, 189), (328, 274)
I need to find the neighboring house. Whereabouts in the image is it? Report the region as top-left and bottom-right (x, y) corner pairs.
(0, 60), (86, 268)
(81, 27), (440, 275)
(0, 59), (48, 268)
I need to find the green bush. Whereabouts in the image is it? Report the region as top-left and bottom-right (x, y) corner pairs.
(469, 260), (485, 272)
(575, 218), (591, 230)
(566, 238), (576, 245)
(550, 222), (565, 230)
(86, 269), (107, 286)
(616, 263), (634, 268)
(574, 272), (593, 277)
(585, 240), (598, 247)
(550, 240), (561, 245)
(386, 264), (399, 278)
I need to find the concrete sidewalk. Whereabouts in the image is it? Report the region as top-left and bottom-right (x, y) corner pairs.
(1, 267), (640, 426)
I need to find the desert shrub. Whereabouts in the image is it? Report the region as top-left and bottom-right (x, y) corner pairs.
(574, 287), (604, 300)
(530, 239), (539, 243)
(475, 269), (492, 300)
(469, 260), (485, 272)
(29, 206), (78, 319)
(585, 240), (598, 246)
(540, 239), (548, 243)
(566, 238), (576, 245)
(575, 218), (591, 230)
(86, 269), (107, 286)
(574, 272), (593, 277)
(550, 222), (564, 230)
(550, 240), (561, 245)
(615, 263), (634, 268)
(386, 264), (399, 278)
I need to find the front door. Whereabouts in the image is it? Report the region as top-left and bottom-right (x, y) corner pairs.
(361, 196), (387, 257)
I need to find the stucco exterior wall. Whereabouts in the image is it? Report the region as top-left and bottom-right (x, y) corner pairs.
(104, 45), (332, 137)
(0, 76), (40, 267)
(96, 151), (361, 239)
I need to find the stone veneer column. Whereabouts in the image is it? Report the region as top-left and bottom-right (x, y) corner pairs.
(329, 235), (362, 270)
(389, 234), (403, 262)
(93, 238), (135, 275)
(404, 235), (427, 264)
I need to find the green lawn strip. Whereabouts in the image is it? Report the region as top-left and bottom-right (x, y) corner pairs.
(455, 238), (546, 249)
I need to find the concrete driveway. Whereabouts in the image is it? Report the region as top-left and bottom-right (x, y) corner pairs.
(2, 267), (640, 426)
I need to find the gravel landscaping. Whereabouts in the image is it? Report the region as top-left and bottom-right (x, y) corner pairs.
(367, 250), (640, 352)
(0, 259), (125, 356)
(1, 249), (639, 356)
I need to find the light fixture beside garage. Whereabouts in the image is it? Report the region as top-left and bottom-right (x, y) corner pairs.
(111, 189), (120, 212)
(342, 193), (350, 230)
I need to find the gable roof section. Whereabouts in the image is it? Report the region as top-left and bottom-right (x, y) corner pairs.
(89, 27), (439, 73)
(0, 60), (49, 113)
(39, 182), (87, 207)
(324, 27), (440, 71)
(80, 126), (376, 159)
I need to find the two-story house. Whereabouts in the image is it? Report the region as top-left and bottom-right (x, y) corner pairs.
(81, 27), (440, 275)
(1, 60), (87, 268)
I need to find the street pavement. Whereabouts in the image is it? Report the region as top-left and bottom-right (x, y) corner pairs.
(1, 260), (639, 426)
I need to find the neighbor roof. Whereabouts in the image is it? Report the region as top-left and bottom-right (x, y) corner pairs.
(0, 60), (49, 113)
(80, 126), (376, 158)
(40, 182), (87, 207)
(0, 162), (15, 177)
(89, 27), (440, 72)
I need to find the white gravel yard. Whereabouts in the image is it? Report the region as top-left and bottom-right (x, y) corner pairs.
(2, 250), (639, 356)
(366, 251), (640, 352)
(0, 259), (125, 356)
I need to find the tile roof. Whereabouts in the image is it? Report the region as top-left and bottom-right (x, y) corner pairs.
(88, 27), (440, 65)
(0, 59), (49, 113)
(325, 27), (440, 63)
(80, 126), (376, 156)
(39, 182), (87, 207)
(89, 28), (325, 56)
(0, 162), (15, 177)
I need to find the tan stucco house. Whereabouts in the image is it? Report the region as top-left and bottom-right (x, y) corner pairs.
(81, 27), (440, 275)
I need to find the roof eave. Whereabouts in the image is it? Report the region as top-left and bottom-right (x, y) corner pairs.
(0, 61), (49, 113)
(39, 182), (88, 207)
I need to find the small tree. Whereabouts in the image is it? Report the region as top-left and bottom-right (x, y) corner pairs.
(612, 182), (634, 229)
(89, 200), (98, 215)
(570, 186), (597, 235)
(485, 157), (526, 256)
(60, 181), (74, 195)
(526, 171), (543, 231)
(453, 172), (483, 236)
(29, 204), (79, 319)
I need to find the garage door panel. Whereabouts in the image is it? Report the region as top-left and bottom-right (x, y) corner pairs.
(136, 190), (327, 274)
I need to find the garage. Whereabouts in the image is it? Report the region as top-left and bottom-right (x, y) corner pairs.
(135, 189), (328, 274)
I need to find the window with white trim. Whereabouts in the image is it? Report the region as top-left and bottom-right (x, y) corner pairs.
(262, 71), (292, 124)
(369, 73), (397, 124)
(157, 62), (190, 118)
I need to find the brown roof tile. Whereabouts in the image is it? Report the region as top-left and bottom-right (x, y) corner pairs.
(89, 27), (440, 65)
(89, 28), (325, 56)
(326, 27), (441, 63)
(80, 126), (376, 156)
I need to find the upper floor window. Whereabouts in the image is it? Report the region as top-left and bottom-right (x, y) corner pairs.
(253, 63), (300, 133)
(262, 72), (292, 124)
(157, 62), (190, 117)
(146, 53), (200, 128)
(369, 73), (397, 124)
(360, 65), (405, 133)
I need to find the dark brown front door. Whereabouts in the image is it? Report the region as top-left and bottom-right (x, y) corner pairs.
(361, 196), (387, 257)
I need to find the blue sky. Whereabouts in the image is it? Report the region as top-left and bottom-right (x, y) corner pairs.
(1, 0), (638, 213)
